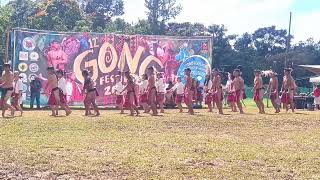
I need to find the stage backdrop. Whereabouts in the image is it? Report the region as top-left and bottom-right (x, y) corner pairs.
(10, 28), (212, 106)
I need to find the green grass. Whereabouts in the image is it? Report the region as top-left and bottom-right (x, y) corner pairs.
(1, 107), (320, 179)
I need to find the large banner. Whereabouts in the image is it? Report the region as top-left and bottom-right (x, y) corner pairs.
(10, 28), (212, 106)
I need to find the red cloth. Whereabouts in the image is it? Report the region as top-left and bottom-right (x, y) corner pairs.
(48, 88), (66, 106)
(116, 95), (124, 105)
(139, 93), (148, 103)
(253, 89), (261, 101)
(213, 91), (224, 102)
(281, 92), (289, 104)
(147, 87), (157, 105)
(205, 93), (213, 105)
(227, 93), (235, 103)
(11, 93), (20, 107)
(314, 88), (320, 97)
(233, 90), (241, 103)
(175, 94), (184, 104)
(157, 93), (165, 103)
(269, 91), (278, 101)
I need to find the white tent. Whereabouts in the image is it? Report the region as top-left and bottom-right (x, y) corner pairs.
(310, 76), (320, 83)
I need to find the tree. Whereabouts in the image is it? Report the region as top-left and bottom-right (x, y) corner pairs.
(252, 26), (288, 57)
(133, 19), (152, 35)
(145, 0), (182, 35)
(29, 0), (83, 31)
(166, 22), (207, 36)
(8, 0), (37, 28)
(83, 0), (124, 31)
(208, 24), (236, 68)
(0, 5), (11, 63)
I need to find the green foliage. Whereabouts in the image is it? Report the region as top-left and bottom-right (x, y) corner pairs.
(83, 0), (124, 31)
(1, 0), (320, 87)
(30, 0), (82, 31)
(0, 5), (11, 62)
(145, 0), (182, 35)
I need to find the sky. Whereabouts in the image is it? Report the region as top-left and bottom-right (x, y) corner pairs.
(122, 0), (320, 43)
(2, 0), (319, 43)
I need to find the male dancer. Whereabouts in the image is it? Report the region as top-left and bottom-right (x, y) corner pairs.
(46, 67), (71, 116)
(112, 75), (125, 114)
(253, 70), (265, 114)
(81, 69), (100, 116)
(147, 67), (158, 116)
(226, 73), (237, 112)
(12, 72), (23, 116)
(184, 68), (195, 115)
(232, 69), (244, 114)
(170, 77), (184, 113)
(204, 74), (213, 112)
(267, 71), (280, 113)
(156, 72), (166, 113)
(0, 64), (15, 117)
(56, 70), (71, 115)
(122, 71), (139, 116)
(139, 74), (149, 113)
(281, 68), (297, 113)
(212, 68), (224, 114)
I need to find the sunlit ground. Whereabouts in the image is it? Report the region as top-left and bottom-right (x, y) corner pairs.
(1, 105), (320, 179)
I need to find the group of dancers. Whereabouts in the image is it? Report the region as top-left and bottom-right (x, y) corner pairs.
(0, 63), (298, 117)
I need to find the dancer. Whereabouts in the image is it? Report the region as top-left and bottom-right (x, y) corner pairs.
(46, 67), (71, 116)
(12, 72), (23, 116)
(204, 74), (213, 112)
(0, 64), (15, 117)
(226, 73), (237, 112)
(212, 68), (224, 114)
(281, 68), (297, 113)
(112, 75), (125, 114)
(267, 71), (280, 113)
(232, 69), (245, 114)
(81, 69), (100, 116)
(122, 71), (139, 116)
(170, 77), (184, 113)
(147, 67), (158, 116)
(184, 68), (195, 115)
(156, 72), (166, 113)
(139, 74), (149, 113)
(253, 70), (265, 114)
(56, 70), (71, 115)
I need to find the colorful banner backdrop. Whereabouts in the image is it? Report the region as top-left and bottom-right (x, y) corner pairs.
(10, 28), (212, 106)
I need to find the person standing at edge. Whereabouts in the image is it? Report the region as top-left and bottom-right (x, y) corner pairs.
(30, 75), (42, 109)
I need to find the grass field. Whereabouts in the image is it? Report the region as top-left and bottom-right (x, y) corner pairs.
(1, 106), (320, 179)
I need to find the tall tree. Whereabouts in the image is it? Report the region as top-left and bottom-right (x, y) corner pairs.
(252, 26), (288, 57)
(208, 24), (236, 68)
(29, 0), (82, 31)
(145, 0), (182, 35)
(0, 5), (11, 63)
(83, 0), (124, 31)
(166, 22), (207, 36)
(8, 0), (37, 28)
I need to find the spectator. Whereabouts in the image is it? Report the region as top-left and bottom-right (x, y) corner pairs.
(30, 75), (42, 109)
(314, 84), (320, 110)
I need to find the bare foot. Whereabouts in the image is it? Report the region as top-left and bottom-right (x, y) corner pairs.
(66, 110), (72, 116)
